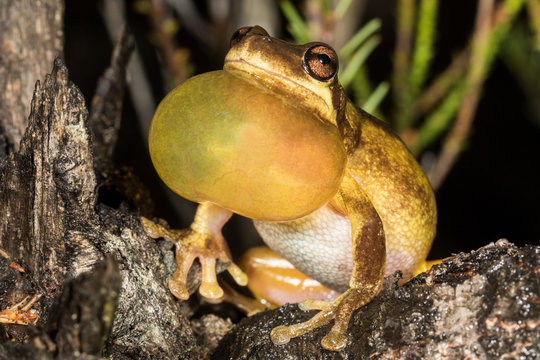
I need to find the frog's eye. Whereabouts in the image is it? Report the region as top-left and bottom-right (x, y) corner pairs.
(230, 26), (253, 47)
(303, 44), (338, 82)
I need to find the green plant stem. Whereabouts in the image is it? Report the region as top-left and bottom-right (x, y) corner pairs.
(416, 0), (527, 120)
(414, 50), (469, 117)
(408, 0), (438, 97)
(340, 18), (381, 57)
(430, 0), (525, 189)
(392, 0), (416, 116)
(362, 82), (390, 114)
(395, 0), (439, 133)
(280, 0), (310, 43)
(413, 79), (466, 155)
(500, 26), (540, 128)
(336, 0), (355, 18)
(351, 66), (374, 106)
(526, 0), (540, 51)
(340, 35), (381, 88)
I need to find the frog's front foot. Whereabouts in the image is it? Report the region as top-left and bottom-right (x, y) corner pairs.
(141, 215), (247, 301)
(0, 294), (43, 325)
(270, 286), (377, 351)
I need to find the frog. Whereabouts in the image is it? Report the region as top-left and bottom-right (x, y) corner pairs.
(142, 25), (437, 351)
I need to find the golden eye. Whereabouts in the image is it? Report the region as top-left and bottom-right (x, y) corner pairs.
(302, 44), (338, 82)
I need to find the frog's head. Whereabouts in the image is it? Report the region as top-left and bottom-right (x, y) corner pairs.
(224, 26), (345, 128)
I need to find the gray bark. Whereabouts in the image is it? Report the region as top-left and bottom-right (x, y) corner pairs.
(0, 49), (202, 360)
(215, 240), (539, 359)
(0, 0), (64, 155)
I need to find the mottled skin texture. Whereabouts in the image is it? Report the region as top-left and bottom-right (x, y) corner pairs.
(143, 26), (437, 351)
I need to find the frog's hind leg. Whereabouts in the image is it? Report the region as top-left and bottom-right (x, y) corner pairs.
(237, 246), (340, 306)
(270, 174), (386, 351)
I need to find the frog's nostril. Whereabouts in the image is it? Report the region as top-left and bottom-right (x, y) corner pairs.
(230, 26), (253, 48)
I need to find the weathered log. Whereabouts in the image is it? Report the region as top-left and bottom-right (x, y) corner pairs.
(0, 52), (202, 358)
(214, 240), (539, 359)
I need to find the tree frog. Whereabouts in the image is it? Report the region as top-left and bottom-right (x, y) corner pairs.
(143, 26), (437, 351)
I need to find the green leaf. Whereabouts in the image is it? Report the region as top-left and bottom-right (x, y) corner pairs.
(340, 35), (381, 88)
(280, 0), (310, 43)
(414, 79), (465, 154)
(335, 0), (355, 18)
(340, 18), (382, 57)
(362, 82), (390, 113)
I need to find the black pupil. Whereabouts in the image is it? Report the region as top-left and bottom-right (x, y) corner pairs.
(317, 53), (331, 65)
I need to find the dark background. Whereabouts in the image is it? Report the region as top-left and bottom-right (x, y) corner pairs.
(64, 0), (539, 262)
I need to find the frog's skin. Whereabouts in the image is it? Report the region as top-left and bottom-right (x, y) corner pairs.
(143, 26), (437, 351)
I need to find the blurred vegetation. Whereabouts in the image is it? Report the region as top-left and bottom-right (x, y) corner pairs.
(119, 0), (539, 191)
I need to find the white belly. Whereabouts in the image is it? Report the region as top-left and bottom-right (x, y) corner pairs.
(253, 204), (419, 292)
(253, 205), (353, 292)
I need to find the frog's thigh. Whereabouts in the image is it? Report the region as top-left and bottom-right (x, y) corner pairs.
(238, 246), (340, 306)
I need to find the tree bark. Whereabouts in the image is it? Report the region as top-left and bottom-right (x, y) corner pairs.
(0, 0), (64, 155)
(215, 240), (539, 359)
(0, 45), (202, 360)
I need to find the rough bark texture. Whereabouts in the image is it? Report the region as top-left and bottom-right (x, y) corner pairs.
(0, 0), (64, 155)
(0, 58), (91, 301)
(0, 54), (201, 359)
(215, 240), (539, 359)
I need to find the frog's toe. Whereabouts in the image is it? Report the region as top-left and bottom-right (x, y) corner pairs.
(321, 329), (348, 351)
(270, 303), (339, 346)
(269, 303), (340, 348)
(298, 299), (332, 311)
(270, 325), (292, 345)
(199, 257), (224, 299)
(142, 206), (245, 302)
(270, 287), (377, 350)
(140, 216), (168, 239)
(168, 250), (196, 300)
(198, 261), (249, 300)
(414, 258), (443, 275)
(168, 279), (189, 300)
(199, 283), (223, 299)
(320, 301), (355, 350)
(226, 263), (248, 286)
(219, 280), (267, 315)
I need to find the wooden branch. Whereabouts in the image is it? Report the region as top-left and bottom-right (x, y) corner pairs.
(0, 53), (204, 359)
(0, 0), (64, 153)
(0, 58), (93, 299)
(215, 240), (539, 359)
